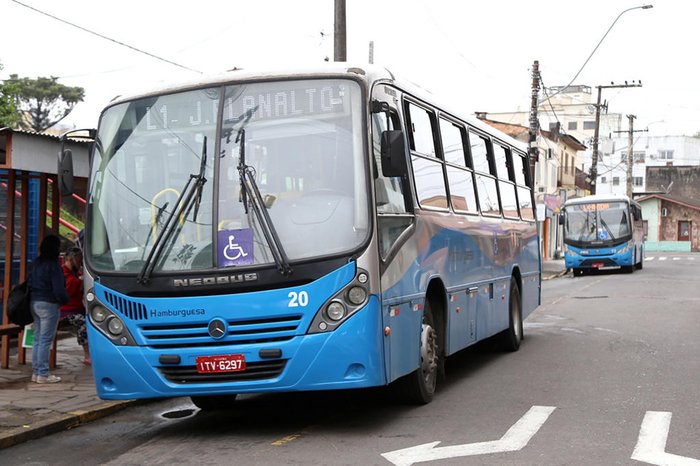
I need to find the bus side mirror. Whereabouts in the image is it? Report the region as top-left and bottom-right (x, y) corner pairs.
(558, 213), (564, 226)
(380, 130), (408, 177)
(58, 149), (75, 196)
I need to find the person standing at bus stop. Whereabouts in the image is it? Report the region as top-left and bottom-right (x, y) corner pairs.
(60, 247), (90, 365)
(29, 234), (69, 384)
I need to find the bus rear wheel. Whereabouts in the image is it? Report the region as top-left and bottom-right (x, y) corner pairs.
(190, 394), (238, 411)
(393, 301), (439, 404)
(499, 277), (523, 352)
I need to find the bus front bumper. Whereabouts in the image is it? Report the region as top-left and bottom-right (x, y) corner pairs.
(88, 298), (386, 400)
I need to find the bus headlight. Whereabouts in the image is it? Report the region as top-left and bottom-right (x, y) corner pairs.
(347, 286), (367, 305)
(91, 305), (109, 323)
(86, 288), (137, 346)
(326, 301), (346, 321)
(308, 268), (372, 334)
(107, 317), (125, 336)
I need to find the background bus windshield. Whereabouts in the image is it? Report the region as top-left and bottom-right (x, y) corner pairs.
(87, 79), (368, 273)
(564, 202), (631, 244)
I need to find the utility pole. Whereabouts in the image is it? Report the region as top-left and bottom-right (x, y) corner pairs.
(589, 81), (642, 194)
(625, 114), (636, 198)
(528, 60), (540, 187)
(334, 0), (347, 62)
(614, 115), (647, 198)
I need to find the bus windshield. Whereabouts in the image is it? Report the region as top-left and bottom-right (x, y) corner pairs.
(564, 201), (631, 244)
(87, 79), (368, 273)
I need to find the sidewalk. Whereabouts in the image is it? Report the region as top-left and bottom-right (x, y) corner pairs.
(542, 258), (568, 281)
(0, 332), (137, 450)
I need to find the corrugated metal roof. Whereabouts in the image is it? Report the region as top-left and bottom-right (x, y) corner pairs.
(0, 127), (92, 143)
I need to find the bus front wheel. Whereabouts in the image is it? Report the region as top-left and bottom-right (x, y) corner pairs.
(393, 301), (439, 404)
(190, 394), (238, 411)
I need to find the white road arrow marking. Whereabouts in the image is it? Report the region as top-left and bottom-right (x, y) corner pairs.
(632, 411), (700, 466)
(381, 405), (556, 466)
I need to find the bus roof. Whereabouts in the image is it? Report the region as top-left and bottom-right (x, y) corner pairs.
(564, 194), (639, 207)
(104, 63), (527, 153)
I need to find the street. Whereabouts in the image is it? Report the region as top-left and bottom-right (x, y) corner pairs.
(3, 253), (700, 466)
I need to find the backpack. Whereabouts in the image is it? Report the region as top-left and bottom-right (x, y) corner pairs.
(7, 280), (33, 327)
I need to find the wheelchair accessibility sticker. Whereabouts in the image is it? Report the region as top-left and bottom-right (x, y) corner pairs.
(218, 229), (254, 266)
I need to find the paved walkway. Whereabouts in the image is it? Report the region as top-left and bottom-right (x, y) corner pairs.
(0, 332), (136, 449)
(0, 260), (567, 450)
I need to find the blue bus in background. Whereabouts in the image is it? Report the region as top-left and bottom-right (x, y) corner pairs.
(59, 65), (541, 409)
(561, 194), (644, 276)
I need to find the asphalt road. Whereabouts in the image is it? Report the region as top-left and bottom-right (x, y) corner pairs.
(4, 253), (700, 466)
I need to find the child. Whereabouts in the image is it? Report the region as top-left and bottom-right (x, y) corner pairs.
(60, 247), (90, 365)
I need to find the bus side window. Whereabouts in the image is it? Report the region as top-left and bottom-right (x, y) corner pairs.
(405, 101), (448, 210)
(372, 110), (410, 214)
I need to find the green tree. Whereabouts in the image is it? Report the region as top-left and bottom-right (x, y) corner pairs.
(0, 62), (21, 128)
(4, 74), (84, 132)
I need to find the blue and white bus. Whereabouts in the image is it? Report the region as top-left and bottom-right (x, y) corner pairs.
(59, 65), (540, 408)
(561, 194), (644, 276)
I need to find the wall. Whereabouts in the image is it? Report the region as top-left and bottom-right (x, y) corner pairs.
(640, 198), (660, 242)
(659, 199), (700, 252)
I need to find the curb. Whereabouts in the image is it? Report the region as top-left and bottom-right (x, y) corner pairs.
(0, 400), (138, 450)
(542, 269), (569, 281)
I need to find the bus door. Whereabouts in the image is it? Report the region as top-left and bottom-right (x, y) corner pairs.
(371, 83), (418, 382)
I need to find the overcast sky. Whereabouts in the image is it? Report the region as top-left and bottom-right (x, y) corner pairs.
(1, 0), (696, 137)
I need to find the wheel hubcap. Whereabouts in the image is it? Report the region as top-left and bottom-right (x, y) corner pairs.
(420, 323), (438, 386)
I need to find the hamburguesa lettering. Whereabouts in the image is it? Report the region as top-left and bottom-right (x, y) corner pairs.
(150, 308), (206, 318)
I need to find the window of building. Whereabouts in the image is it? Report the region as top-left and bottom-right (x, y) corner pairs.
(612, 177), (620, 186)
(658, 150), (674, 160)
(568, 121), (578, 131)
(633, 151), (645, 163)
(583, 121), (596, 130)
(633, 176), (643, 187)
(601, 176), (607, 184)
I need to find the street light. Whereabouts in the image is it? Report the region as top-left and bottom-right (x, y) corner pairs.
(548, 4), (653, 101)
(585, 4), (653, 194)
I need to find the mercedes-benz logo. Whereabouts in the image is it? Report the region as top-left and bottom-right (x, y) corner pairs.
(208, 318), (227, 339)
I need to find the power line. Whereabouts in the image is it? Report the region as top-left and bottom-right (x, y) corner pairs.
(11, 0), (202, 74)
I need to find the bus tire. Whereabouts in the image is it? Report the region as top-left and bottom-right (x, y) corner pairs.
(499, 277), (523, 352)
(393, 301), (439, 404)
(190, 394), (238, 411)
(635, 252), (644, 270)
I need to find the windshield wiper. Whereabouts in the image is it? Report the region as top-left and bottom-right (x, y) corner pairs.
(237, 129), (293, 276)
(137, 137), (209, 284)
(598, 216), (616, 241)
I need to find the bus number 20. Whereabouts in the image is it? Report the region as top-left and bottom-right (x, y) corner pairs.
(288, 291), (309, 307)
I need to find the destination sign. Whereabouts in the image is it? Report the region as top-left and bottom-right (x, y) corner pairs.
(136, 80), (354, 132)
(223, 81), (351, 124)
(573, 202), (624, 212)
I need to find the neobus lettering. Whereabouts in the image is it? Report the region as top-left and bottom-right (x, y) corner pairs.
(173, 273), (258, 287)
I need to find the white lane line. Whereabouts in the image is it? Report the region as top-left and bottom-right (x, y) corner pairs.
(631, 411), (700, 465)
(381, 406), (556, 466)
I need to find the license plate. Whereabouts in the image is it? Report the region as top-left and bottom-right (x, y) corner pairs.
(592, 263), (604, 268)
(196, 354), (246, 374)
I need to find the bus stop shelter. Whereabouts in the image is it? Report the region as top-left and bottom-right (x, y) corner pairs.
(0, 127), (90, 368)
